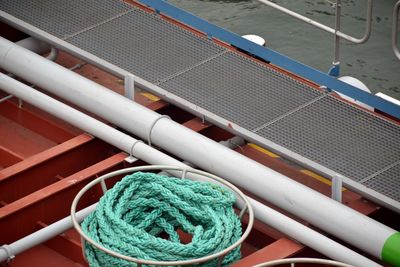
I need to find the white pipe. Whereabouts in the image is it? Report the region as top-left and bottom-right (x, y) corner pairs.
(15, 37), (50, 55)
(0, 73), (380, 267)
(0, 203), (97, 263)
(0, 36), (398, 264)
(247, 199), (372, 267)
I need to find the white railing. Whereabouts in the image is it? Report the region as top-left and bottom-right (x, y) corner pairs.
(256, 0), (372, 44)
(393, 0), (400, 60)
(256, 0), (373, 71)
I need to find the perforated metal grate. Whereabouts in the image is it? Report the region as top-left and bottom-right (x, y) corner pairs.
(0, 0), (133, 39)
(363, 164), (400, 202)
(160, 51), (323, 131)
(67, 8), (226, 83)
(256, 95), (400, 181)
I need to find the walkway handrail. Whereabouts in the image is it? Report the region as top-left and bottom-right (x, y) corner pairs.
(257, 0), (372, 44)
(393, 0), (400, 60)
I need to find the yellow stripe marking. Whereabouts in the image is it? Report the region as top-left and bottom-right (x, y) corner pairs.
(248, 143), (280, 158)
(301, 170), (346, 191)
(141, 92), (160, 101)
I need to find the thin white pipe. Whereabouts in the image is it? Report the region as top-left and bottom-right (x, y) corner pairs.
(256, 0), (372, 44)
(0, 203), (97, 263)
(0, 73), (380, 267)
(0, 36), (397, 262)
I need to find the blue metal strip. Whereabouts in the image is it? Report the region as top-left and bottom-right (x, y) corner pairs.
(138, 0), (400, 119)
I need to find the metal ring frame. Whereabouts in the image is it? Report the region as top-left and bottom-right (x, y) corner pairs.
(147, 115), (171, 147)
(71, 165), (254, 266)
(254, 257), (355, 267)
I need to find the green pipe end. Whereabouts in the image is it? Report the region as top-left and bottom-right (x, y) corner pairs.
(382, 232), (400, 267)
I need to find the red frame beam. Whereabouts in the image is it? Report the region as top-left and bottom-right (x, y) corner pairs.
(0, 135), (117, 203)
(0, 101), (77, 144)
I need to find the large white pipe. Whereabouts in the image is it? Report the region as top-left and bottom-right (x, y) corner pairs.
(0, 73), (381, 267)
(0, 37), (398, 265)
(15, 37), (50, 54)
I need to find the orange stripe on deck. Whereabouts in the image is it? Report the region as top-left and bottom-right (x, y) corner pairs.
(248, 143), (280, 158)
(300, 169), (346, 191)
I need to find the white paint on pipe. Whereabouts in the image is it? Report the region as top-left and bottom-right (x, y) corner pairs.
(0, 36), (396, 260)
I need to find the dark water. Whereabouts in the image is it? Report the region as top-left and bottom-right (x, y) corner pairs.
(169, 0), (400, 100)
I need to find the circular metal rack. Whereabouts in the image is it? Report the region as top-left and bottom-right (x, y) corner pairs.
(71, 165), (254, 266)
(254, 258), (355, 267)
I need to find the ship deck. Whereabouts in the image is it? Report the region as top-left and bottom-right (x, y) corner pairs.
(0, 0), (399, 266)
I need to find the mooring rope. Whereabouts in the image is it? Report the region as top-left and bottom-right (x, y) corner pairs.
(81, 172), (242, 266)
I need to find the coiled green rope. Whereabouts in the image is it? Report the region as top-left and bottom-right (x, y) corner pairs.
(82, 172), (242, 266)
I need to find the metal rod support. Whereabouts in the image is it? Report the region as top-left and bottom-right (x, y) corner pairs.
(332, 175), (343, 203)
(333, 0), (342, 65)
(124, 74), (135, 100)
(0, 94), (13, 103)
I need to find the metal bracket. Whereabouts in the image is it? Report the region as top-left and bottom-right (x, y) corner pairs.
(124, 74), (135, 101)
(125, 140), (143, 163)
(331, 175), (343, 203)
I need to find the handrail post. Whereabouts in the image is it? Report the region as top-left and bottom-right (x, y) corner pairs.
(333, 0), (341, 71)
(393, 0), (400, 60)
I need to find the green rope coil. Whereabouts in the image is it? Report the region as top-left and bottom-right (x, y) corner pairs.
(82, 172), (242, 266)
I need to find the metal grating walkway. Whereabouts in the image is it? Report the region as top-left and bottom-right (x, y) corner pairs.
(1, 0), (399, 211)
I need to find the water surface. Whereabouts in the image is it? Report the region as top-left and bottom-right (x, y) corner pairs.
(169, 0), (400, 100)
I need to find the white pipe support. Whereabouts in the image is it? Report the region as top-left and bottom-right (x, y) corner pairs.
(15, 37), (50, 55)
(332, 174), (343, 202)
(0, 73), (382, 267)
(46, 47), (59, 61)
(124, 74), (135, 101)
(0, 36), (398, 265)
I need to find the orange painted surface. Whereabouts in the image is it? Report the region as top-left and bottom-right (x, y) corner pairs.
(233, 238), (304, 266)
